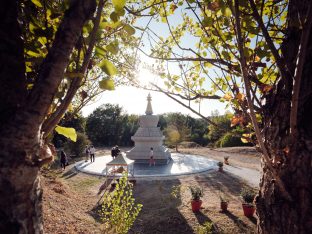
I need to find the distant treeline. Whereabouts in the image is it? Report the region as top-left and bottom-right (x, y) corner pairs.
(53, 104), (252, 156)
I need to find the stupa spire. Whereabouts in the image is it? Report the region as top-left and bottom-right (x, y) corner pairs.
(145, 93), (153, 115)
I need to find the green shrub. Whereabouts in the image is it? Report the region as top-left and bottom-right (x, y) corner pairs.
(64, 132), (90, 157)
(100, 175), (142, 234)
(196, 221), (213, 234)
(216, 132), (244, 147)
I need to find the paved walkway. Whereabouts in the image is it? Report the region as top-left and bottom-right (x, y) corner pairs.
(224, 164), (261, 188)
(75, 153), (261, 187)
(75, 153), (217, 177)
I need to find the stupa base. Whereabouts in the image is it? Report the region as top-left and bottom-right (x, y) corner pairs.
(133, 158), (172, 165)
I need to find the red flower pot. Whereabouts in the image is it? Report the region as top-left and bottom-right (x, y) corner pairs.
(221, 201), (228, 212)
(242, 203), (255, 217)
(191, 200), (202, 212)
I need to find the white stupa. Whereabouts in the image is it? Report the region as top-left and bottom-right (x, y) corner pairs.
(126, 93), (171, 164)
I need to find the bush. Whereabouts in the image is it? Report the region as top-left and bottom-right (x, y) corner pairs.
(196, 221), (213, 234)
(64, 132), (90, 157)
(215, 132), (245, 147)
(100, 175), (142, 234)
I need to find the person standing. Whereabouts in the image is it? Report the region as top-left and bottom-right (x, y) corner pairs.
(90, 145), (95, 162)
(111, 146), (116, 159)
(115, 145), (120, 157)
(149, 147), (155, 166)
(85, 145), (90, 162)
(60, 150), (67, 170)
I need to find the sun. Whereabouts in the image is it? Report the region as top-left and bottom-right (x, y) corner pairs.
(137, 66), (158, 87)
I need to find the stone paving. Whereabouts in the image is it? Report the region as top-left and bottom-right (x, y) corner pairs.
(75, 153), (217, 177)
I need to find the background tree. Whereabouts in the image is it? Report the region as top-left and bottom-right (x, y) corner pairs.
(86, 104), (125, 146)
(163, 112), (191, 151)
(129, 0), (312, 232)
(120, 114), (139, 146)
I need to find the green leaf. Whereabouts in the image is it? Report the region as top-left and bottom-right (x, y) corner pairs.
(110, 12), (119, 22)
(99, 59), (118, 76)
(112, 0), (126, 11)
(95, 46), (106, 57)
(124, 24), (135, 35)
(223, 7), (232, 17)
(31, 0), (43, 8)
(29, 22), (36, 34)
(55, 125), (77, 142)
(106, 42), (119, 55)
(99, 79), (115, 90)
(202, 17), (213, 27)
(26, 50), (41, 57)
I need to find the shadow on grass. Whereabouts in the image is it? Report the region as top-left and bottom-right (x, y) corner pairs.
(194, 170), (249, 196)
(247, 215), (257, 224)
(194, 210), (213, 225)
(61, 167), (79, 179)
(224, 210), (248, 229)
(129, 179), (194, 234)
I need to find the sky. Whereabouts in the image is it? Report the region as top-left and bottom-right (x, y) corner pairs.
(81, 85), (228, 117)
(82, 4), (230, 118)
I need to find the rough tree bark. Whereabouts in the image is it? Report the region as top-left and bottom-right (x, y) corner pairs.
(0, 0), (96, 233)
(256, 1), (312, 233)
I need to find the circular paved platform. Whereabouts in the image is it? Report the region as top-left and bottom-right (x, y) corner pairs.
(75, 153), (217, 177)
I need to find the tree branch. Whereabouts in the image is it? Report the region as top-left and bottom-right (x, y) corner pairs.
(248, 0), (286, 76)
(42, 0), (105, 137)
(234, 0), (292, 201)
(289, 3), (312, 138)
(151, 83), (219, 127)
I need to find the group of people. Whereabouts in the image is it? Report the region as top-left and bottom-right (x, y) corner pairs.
(111, 145), (121, 159)
(60, 145), (155, 170)
(85, 145), (96, 162)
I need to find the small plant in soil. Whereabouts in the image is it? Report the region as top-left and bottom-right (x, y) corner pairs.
(224, 156), (229, 164)
(217, 161), (223, 171)
(189, 186), (203, 212)
(240, 187), (256, 204)
(240, 187), (256, 217)
(220, 193), (229, 212)
(189, 186), (203, 200)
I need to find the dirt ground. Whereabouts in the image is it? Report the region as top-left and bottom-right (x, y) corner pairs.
(42, 146), (260, 234)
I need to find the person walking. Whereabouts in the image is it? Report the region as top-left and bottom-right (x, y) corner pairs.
(149, 147), (155, 166)
(90, 145), (95, 162)
(60, 150), (67, 170)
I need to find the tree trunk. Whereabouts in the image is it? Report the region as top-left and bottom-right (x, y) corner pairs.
(256, 1), (312, 233)
(0, 0), (96, 233)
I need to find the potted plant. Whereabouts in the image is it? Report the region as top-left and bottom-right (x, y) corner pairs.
(217, 161), (223, 172)
(189, 186), (203, 212)
(241, 188), (256, 217)
(220, 194), (229, 212)
(224, 156), (229, 165)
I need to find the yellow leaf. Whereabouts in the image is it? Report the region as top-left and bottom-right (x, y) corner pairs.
(55, 125), (77, 142)
(31, 0), (43, 8)
(235, 92), (245, 101)
(254, 55), (261, 62)
(231, 115), (244, 127)
(223, 93), (232, 101)
(260, 84), (273, 93)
